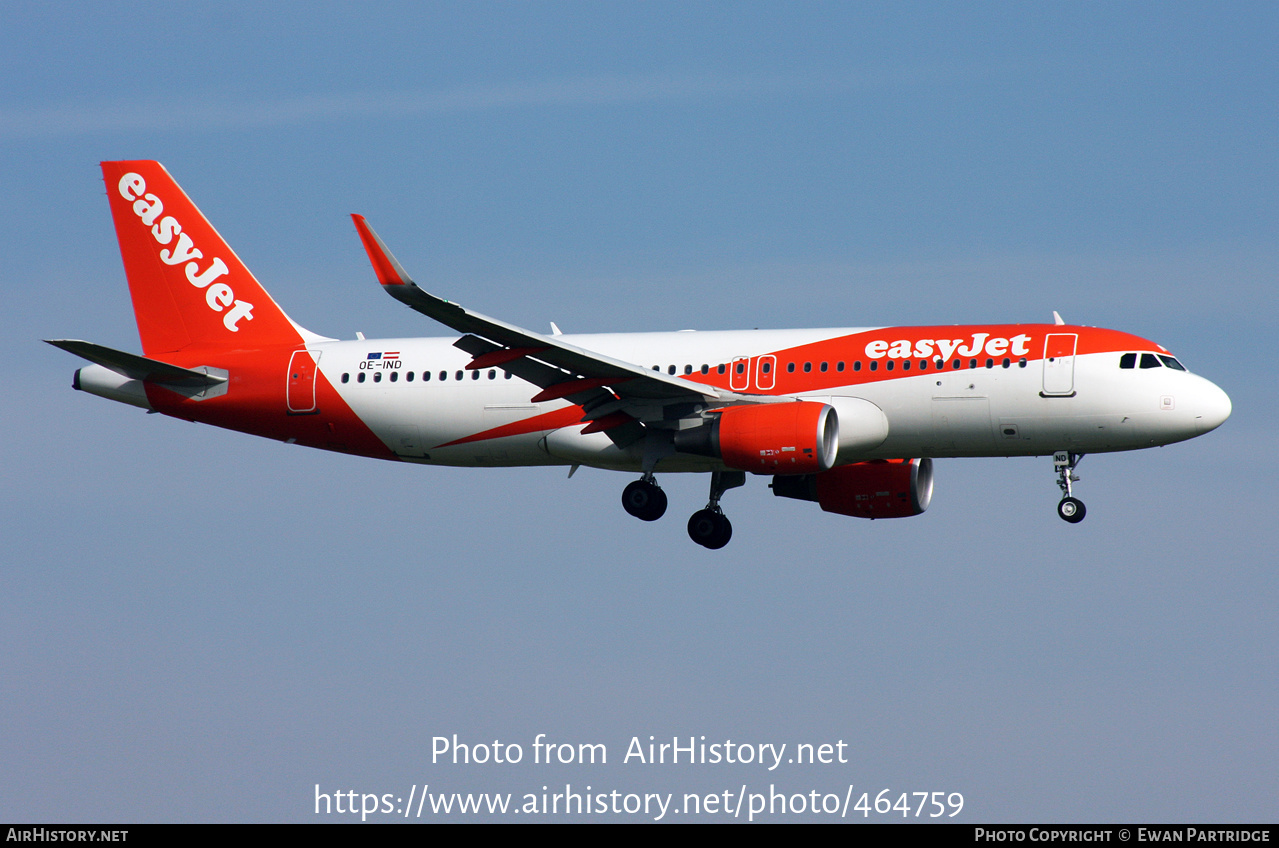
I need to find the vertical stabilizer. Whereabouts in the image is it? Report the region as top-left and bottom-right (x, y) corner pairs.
(101, 161), (315, 355)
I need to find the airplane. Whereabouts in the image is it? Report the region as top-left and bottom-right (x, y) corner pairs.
(49, 161), (1232, 549)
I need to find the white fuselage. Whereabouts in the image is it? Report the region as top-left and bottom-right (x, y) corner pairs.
(310, 327), (1230, 472)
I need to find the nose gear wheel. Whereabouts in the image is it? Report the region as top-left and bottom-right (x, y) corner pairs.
(1053, 452), (1086, 523)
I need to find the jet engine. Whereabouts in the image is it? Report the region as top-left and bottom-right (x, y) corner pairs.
(674, 401), (838, 475)
(771, 457), (934, 518)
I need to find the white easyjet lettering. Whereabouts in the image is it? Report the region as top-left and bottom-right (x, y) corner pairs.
(957, 333), (988, 357)
(133, 193), (163, 226)
(118, 173), (253, 332)
(888, 339), (913, 358)
(934, 338), (962, 361)
(205, 281), (235, 311)
(864, 332), (1035, 361)
(186, 257), (229, 288)
(151, 215), (181, 244)
(158, 232), (201, 265)
(221, 300), (255, 331)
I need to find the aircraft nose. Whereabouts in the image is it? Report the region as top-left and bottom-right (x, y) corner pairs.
(1194, 379), (1232, 435)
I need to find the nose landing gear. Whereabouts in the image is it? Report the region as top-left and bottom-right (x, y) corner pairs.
(1053, 451), (1086, 523)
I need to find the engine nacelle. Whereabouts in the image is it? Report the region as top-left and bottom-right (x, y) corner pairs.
(771, 458), (934, 519)
(674, 401), (838, 475)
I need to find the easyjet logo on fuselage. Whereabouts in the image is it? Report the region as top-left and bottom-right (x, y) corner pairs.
(117, 173), (254, 332)
(864, 332), (1033, 361)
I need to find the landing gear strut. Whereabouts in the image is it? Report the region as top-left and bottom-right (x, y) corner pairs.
(1053, 451), (1086, 524)
(687, 471), (745, 549)
(622, 474), (667, 522)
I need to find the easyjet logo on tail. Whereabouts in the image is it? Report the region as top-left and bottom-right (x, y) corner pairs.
(117, 173), (255, 332)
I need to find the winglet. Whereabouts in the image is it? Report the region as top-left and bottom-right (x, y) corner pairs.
(351, 214), (414, 287)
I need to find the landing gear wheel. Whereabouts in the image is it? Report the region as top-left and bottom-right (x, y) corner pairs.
(1052, 452), (1086, 524)
(687, 509), (732, 549)
(1057, 497), (1086, 523)
(622, 479), (667, 521)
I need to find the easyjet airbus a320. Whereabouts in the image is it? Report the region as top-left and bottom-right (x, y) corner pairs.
(51, 161), (1232, 548)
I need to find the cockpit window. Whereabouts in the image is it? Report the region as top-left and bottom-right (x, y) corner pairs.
(1119, 353), (1136, 369)
(1158, 355), (1187, 371)
(1140, 353), (1162, 369)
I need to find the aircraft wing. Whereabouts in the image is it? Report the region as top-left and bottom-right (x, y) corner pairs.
(351, 215), (769, 444)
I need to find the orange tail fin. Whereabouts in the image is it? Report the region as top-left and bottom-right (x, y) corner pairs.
(102, 161), (316, 355)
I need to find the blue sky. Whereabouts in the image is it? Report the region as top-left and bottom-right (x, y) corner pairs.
(3, 1), (1276, 822)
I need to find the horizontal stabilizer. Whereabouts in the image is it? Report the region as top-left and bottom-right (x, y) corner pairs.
(45, 339), (228, 389)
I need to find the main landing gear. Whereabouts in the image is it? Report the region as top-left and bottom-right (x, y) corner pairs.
(1053, 451), (1086, 524)
(622, 474), (667, 522)
(687, 471), (745, 550)
(621, 470), (746, 549)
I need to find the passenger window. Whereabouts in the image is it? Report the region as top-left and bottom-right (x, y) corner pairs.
(886, 361), (894, 371)
(836, 361), (845, 372)
(1002, 358), (1010, 368)
(920, 360), (928, 371)
(1140, 354), (1161, 369)
(701, 364), (709, 375)
(869, 361), (878, 372)
(439, 371), (447, 381)
(803, 362), (812, 373)
(374, 372), (382, 383)
(341, 373), (349, 383)
(786, 363), (795, 373)
(761, 361), (772, 374)
(669, 365), (676, 375)
(471, 370), (480, 380)
(820, 362), (828, 372)
(358, 372), (365, 383)
(684, 365), (692, 375)
(1018, 358), (1027, 368)
(456, 370), (464, 380)
(406, 371), (414, 382)
(985, 358), (993, 369)
(902, 361), (910, 371)
(423, 371), (431, 382)
(717, 364), (726, 375)
(390, 371), (398, 382)
(853, 361), (861, 372)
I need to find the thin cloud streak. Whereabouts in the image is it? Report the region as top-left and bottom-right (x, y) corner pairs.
(0, 67), (951, 140)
